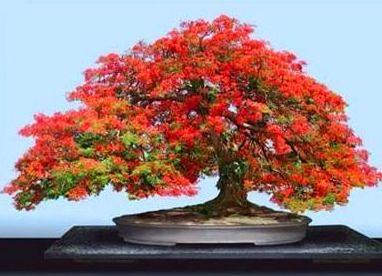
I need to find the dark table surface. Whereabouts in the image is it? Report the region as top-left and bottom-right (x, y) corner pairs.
(1, 225), (382, 274)
(45, 225), (382, 260)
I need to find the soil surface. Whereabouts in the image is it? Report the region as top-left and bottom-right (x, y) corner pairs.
(120, 202), (306, 226)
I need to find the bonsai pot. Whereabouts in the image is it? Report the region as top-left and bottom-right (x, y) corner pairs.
(113, 206), (312, 246)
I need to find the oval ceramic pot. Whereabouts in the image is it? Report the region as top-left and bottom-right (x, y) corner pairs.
(113, 214), (312, 246)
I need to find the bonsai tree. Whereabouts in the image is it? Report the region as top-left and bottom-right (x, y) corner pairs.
(3, 16), (381, 219)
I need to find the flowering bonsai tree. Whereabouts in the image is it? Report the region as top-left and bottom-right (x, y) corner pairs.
(4, 16), (381, 221)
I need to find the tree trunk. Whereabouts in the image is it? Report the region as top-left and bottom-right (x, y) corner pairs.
(213, 176), (249, 207)
(195, 162), (275, 216)
(199, 162), (254, 213)
(211, 161), (249, 206)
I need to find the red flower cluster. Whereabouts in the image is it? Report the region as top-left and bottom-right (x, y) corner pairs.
(3, 15), (381, 212)
(66, 187), (88, 201)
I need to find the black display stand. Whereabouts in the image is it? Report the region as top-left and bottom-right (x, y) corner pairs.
(1, 225), (382, 274)
(45, 225), (382, 261)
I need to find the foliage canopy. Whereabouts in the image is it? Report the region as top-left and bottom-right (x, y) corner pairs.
(3, 16), (381, 212)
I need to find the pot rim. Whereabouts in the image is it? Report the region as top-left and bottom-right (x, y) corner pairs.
(113, 214), (312, 229)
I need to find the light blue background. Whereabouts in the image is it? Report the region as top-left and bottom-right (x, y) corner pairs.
(1, 0), (381, 238)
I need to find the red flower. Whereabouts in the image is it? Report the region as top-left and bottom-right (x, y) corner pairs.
(66, 187), (88, 201)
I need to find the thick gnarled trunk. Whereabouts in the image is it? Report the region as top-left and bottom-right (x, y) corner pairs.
(212, 176), (249, 207)
(212, 161), (249, 206)
(195, 161), (276, 216)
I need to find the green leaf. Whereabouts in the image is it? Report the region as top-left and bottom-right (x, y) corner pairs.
(121, 131), (140, 147)
(94, 175), (110, 186)
(276, 115), (288, 124)
(74, 132), (103, 148)
(174, 143), (182, 153)
(132, 163), (151, 176)
(171, 123), (182, 130)
(330, 141), (340, 149)
(293, 161), (302, 170)
(168, 66), (179, 73)
(17, 191), (34, 208)
(268, 102), (277, 110)
(79, 147), (95, 157)
(206, 88), (218, 102)
(322, 193), (336, 206)
(154, 134), (164, 143)
(171, 158), (181, 166)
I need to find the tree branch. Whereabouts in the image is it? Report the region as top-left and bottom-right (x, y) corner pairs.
(284, 139), (308, 163)
(130, 94), (186, 105)
(223, 110), (270, 133)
